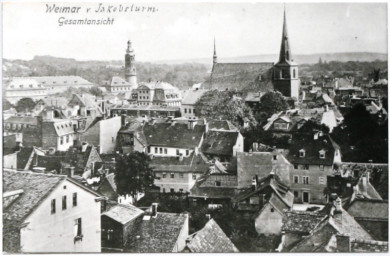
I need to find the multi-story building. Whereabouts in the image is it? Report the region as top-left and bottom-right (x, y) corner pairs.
(5, 78), (48, 104)
(135, 81), (182, 107)
(3, 170), (102, 253)
(104, 76), (134, 93)
(180, 89), (208, 119)
(4, 115), (42, 147)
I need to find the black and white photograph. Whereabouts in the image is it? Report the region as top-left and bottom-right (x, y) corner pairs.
(2, 1), (389, 253)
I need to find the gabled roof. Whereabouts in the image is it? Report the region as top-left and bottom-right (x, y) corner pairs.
(51, 119), (74, 136)
(4, 116), (39, 125)
(208, 120), (238, 131)
(186, 219), (239, 253)
(129, 213), (189, 253)
(106, 76), (131, 87)
(102, 204), (144, 225)
(150, 152), (209, 174)
(345, 199), (388, 220)
(237, 152), (273, 189)
(201, 130), (239, 157)
(17, 147), (35, 170)
(143, 122), (205, 148)
(181, 89), (208, 105)
(97, 173), (117, 193)
(39, 96), (69, 107)
(14, 76), (93, 86)
(282, 210), (327, 234)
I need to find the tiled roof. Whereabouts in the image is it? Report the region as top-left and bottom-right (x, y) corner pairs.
(3, 170), (66, 252)
(102, 204), (144, 225)
(351, 239), (389, 252)
(190, 186), (237, 199)
(6, 78), (44, 90)
(346, 199), (388, 220)
(187, 219), (239, 253)
(204, 62), (274, 90)
(4, 116), (39, 125)
(201, 131), (239, 156)
(286, 134), (338, 166)
(282, 210), (327, 234)
(39, 96), (69, 107)
(15, 76), (93, 86)
(245, 92), (263, 102)
(106, 76), (131, 87)
(129, 213), (189, 253)
(51, 119), (75, 136)
(17, 147), (35, 170)
(181, 89), (208, 105)
(237, 152), (273, 189)
(208, 120), (238, 131)
(150, 152), (209, 174)
(143, 122), (205, 148)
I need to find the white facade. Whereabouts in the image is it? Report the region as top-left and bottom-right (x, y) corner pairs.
(20, 179), (101, 253)
(149, 146), (194, 157)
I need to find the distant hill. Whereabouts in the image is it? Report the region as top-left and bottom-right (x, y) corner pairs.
(155, 52), (388, 66)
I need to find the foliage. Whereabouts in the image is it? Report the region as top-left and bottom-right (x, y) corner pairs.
(114, 152), (154, 203)
(15, 98), (36, 112)
(332, 103), (388, 163)
(250, 91), (290, 125)
(3, 98), (13, 110)
(194, 90), (257, 128)
(241, 124), (290, 151)
(137, 192), (189, 213)
(89, 85), (104, 97)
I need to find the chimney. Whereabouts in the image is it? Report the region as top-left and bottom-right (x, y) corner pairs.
(333, 197), (343, 213)
(121, 114), (126, 126)
(179, 153), (184, 162)
(66, 166), (75, 177)
(188, 120), (196, 130)
(361, 172), (369, 195)
(151, 203), (158, 217)
(253, 142), (259, 152)
(48, 147), (56, 155)
(252, 175), (258, 189)
(336, 234), (351, 252)
(81, 142), (88, 152)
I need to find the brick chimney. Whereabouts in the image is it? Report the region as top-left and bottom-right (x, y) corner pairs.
(151, 203), (158, 218)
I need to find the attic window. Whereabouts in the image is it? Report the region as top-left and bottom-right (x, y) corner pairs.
(64, 81), (67, 83)
(299, 149), (305, 158)
(215, 181), (221, 187)
(319, 150), (326, 159)
(270, 208), (274, 212)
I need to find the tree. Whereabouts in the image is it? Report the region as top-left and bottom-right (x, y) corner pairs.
(114, 152), (154, 204)
(89, 86), (103, 97)
(15, 98), (36, 112)
(194, 90), (257, 128)
(3, 98), (12, 111)
(253, 91), (289, 125)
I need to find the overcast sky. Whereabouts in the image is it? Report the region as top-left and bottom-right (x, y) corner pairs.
(2, 2), (388, 62)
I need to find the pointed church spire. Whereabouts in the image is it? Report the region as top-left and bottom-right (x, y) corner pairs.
(279, 5), (292, 63)
(213, 37), (218, 64)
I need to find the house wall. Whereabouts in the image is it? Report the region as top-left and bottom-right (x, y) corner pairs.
(101, 216), (123, 249)
(356, 220), (388, 241)
(149, 146), (194, 157)
(4, 153), (17, 169)
(180, 104), (196, 118)
(255, 203), (284, 235)
(154, 171), (197, 193)
(289, 164), (333, 204)
(97, 179), (118, 201)
(21, 179), (101, 253)
(99, 116), (122, 154)
(273, 153), (292, 186)
(172, 215), (189, 252)
(56, 133), (75, 151)
(233, 133), (244, 157)
(79, 121), (100, 150)
(201, 174), (238, 187)
(41, 122), (59, 150)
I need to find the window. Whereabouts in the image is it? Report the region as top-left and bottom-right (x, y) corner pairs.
(293, 176), (299, 184)
(299, 149), (305, 158)
(184, 108), (187, 114)
(176, 149), (180, 156)
(66, 135), (69, 143)
(164, 148), (167, 154)
(293, 191), (299, 198)
(192, 174), (197, 180)
(319, 177), (326, 185)
(163, 188), (166, 193)
(303, 165), (309, 170)
(293, 69), (296, 78)
(294, 164), (298, 170)
(162, 173), (166, 178)
(62, 195), (67, 210)
(186, 150), (189, 156)
(170, 173), (175, 178)
(60, 136), (64, 145)
(73, 193), (77, 207)
(303, 176), (309, 184)
(270, 208), (274, 212)
(170, 188), (174, 193)
(319, 150), (325, 159)
(273, 155), (277, 160)
(159, 148), (163, 154)
(215, 181), (221, 187)
(189, 109), (192, 114)
(74, 218), (82, 241)
(51, 199), (56, 214)
(319, 165), (324, 171)
(155, 147), (158, 154)
(179, 173), (184, 178)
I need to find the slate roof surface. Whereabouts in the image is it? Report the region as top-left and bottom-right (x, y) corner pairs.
(4, 116), (39, 125)
(190, 186), (237, 199)
(102, 204), (144, 225)
(17, 147), (35, 169)
(129, 213), (188, 253)
(201, 131), (239, 156)
(150, 152), (209, 174)
(143, 122), (205, 148)
(237, 152), (273, 189)
(208, 120), (238, 131)
(351, 239), (389, 252)
(107, 76), (132, 87)
(286, 134), (339, 165)
(52, 119), (75, 136)
(282, 210), (327, 234)
(187, 219), (239, 253)
(40, 96), (69, 107)
(19, 76), (94, 86)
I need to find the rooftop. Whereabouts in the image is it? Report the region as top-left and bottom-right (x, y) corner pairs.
(102, 204), (144, 225)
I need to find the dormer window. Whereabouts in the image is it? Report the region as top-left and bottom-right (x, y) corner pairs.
(319, 149), (326, 159)
(299, 149), (305, 158)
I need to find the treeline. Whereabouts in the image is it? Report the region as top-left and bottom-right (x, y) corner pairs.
(3, 55), (208, 89)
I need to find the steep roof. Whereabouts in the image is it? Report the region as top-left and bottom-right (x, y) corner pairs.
(187, 219), (239, 253)
(181, 89), (208, 105)
(106, 76), (131, 87)
(17, 147), (35, 170)
(129, 213), (189, 253)
(102, 204), (144, 225)
(345, 199), (388, 220)
(201, 131), (239, 157)
(282, 210), (327, 234)
(143, 122), (205, 148)
(4, 116), (39, 125)
(237, 152), (273, 189)
(208, 120), (238, 131)
(150, 152), (209, 174)
(40, 96), (69, 107)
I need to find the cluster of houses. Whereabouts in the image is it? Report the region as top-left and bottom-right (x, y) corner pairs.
(3, 9), (388, 253)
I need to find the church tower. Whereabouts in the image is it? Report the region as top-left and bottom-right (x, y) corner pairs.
(273, 8), (299, 99)
(124, 40), (137, 87)
(213, 37), (218, 65)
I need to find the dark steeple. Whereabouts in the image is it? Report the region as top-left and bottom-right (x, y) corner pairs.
(279, 7), (292, 63)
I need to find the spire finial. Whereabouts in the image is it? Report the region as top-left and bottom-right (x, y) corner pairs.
(213, 37), (217, 64)
(214, 37), (216, 55)
(279, 4), (291, 63)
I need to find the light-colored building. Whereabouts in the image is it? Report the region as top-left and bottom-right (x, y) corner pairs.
(104, 76), (135, 93)
(3, 170), (102, 253)
(180, 89), (208, 119)
(135, 81), (182, 107)
(5, 78), (48, 104)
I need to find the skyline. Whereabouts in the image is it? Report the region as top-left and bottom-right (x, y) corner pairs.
(3, 2), (388, 62)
